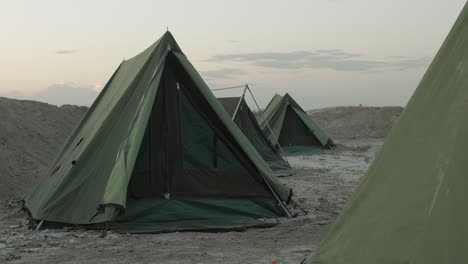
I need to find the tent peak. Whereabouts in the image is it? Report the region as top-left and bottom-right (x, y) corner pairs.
(162, 30), (174, 37)
(122, 31), (182, 63)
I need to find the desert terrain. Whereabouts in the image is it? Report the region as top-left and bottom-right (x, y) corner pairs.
(0, 97), (401, 263)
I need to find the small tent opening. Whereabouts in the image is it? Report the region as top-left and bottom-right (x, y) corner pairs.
(278, 105), (322, 148)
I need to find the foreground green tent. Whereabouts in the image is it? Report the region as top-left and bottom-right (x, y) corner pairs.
(25, 32), (293, 233)
(218, 96), (291, 171)
(311, 3), (468, 264)
(260, 93), (334, 153)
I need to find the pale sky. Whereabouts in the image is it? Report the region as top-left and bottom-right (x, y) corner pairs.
(0, 0), (466, 110)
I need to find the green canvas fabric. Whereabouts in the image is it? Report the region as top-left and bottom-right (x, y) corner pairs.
(25, 32), (292, 231)
(260, 94), (286, 141)
(311, 3), (468, 264)
(218, 96), (291, 171)
(259, 93), (333, 153)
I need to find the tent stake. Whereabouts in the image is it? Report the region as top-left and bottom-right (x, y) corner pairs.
(35, 220), (44, 231)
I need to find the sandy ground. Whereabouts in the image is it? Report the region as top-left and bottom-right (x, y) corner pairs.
(0, 139), (383, 264)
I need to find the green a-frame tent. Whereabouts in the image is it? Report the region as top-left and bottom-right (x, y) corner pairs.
(218, 96), (291, 172)
(311, 3), (468, 263)
(260, 93), (334, 153)
(25, 32), (293, 233)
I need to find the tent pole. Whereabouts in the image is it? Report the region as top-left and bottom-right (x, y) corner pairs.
(246, 85), (290, 162)
(231, 85), (248, 120)
(211, 84), (247, 91)
(262, 172), (293, 218)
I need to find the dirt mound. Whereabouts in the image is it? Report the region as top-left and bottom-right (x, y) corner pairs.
(0, 97), (87, 199)
(309, 106), (403, 140)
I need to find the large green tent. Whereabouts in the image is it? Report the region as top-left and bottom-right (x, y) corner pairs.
(311, 3), (468, 263)
(25, 32), (293, 233)
(218, 96), (291, 171)
(259, 93), (334, 153)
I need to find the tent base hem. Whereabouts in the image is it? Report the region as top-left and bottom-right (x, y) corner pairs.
(28, 198), (288, 234)
(33, 217), (279, 234)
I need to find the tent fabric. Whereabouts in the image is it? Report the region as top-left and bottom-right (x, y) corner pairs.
(311, 3), (468, 264)
(218, 97), (240, 117)
(218, 96), (291, 171)
(25, 32), (292, 232)
(259, 93), (333, 153)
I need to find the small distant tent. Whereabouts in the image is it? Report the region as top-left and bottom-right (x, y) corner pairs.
(311, 3), (468, 264)
(218, 96), (291, 171)
(25, 32), (293, 233)
(260, 93), (334, 153)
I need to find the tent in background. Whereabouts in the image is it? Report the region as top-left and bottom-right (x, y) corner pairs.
(311, 3), (468, 263)
(25, 32), (293, 233)
(260, 93), (334, 153)
(218, 96), (291, 172)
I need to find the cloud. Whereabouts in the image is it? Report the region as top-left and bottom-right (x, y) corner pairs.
(226, 40), (241, 43)
(34, 83), (98, 106)
(55, 50), (77, 55)
(209, 50), (431, 72)
(1, 83), (98, 106)
(200, 68), (246, 80)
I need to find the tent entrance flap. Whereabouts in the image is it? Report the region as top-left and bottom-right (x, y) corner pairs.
(128, 68), (182, 199)
(128, 55), (275, 202)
